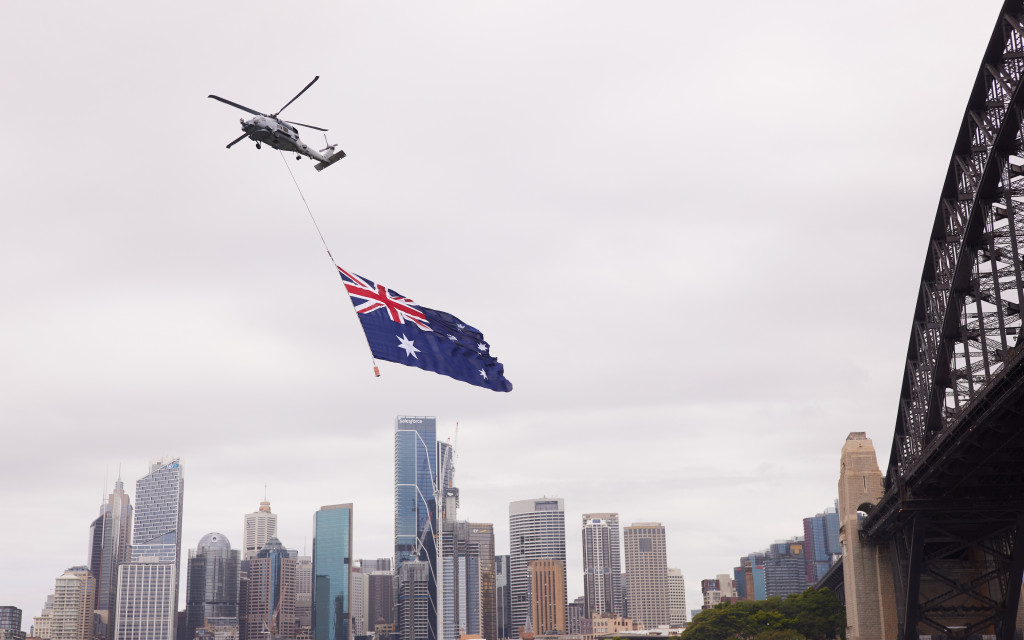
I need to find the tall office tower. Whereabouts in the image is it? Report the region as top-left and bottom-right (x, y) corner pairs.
(88, 478), (133, 640)
(51, 567), (96, 640)
(508, 498), (566, 639)
(366, 573), (394, 633)
(734, 552), (766, 601)
(527, 560), (566, 635)
(313, 504), (353, 640)
(243, 501), (278, 561)
(244, 538), (296, 640)
(468, 524), (496, 640)
(494, 556), (511, 640)
(802, 502), (840, 585)
(115, 457), (185, 640)
(349, 566), (366, 638)
(294, 556), (312, 640)
(32, 596), (54, 640)
(394, 416), (438, 640)
(440, 520), (484, 640)
(0, 606), (25, 640)
(666, 569), (686, 626)
(763, 539), (806, 598)
(622, 523), (668, 630)
(581, 513), (622, 618)
(184, 533), (240, 640)
(396, 562), (431, 640)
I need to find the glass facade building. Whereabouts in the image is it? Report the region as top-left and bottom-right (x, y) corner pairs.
(88, 478), (133, 640)
(802, 501), (841, 585)
(394, 416), (438, 640)
(313, 504), (352, 640)
(185, 533), (240, 640)
(116, 458), (184, 640)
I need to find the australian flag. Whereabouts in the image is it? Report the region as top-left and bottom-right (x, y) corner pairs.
(338, 266), (513, 392)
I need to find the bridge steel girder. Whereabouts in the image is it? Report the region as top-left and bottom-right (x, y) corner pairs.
(863, 2), (1024, 639)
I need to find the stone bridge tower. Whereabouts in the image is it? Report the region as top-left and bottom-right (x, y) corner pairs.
(838, 432), (897, 640)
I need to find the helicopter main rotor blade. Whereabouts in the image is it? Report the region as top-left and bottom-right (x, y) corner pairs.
(208, 94), (264, 117)
(284, 120), (328, 132)
(225, 132), (249, 149)
(273, 75), (319, 116)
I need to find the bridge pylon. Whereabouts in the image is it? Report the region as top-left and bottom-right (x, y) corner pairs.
(839, 432), (898, 640)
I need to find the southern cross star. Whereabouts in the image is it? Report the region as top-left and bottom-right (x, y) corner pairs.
(479, 369), (487, 380)
(397, 334), (420, 359)
(448, 334), (458, 342)
(477, 342), (487, 351)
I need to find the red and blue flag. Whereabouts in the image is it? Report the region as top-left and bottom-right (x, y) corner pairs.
(338, 266), (513, 392)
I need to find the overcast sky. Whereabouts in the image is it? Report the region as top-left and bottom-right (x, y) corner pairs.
(0, 0), (1006, 625)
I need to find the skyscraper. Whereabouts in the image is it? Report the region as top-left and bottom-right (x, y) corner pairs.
(581, 513), (622, 619)
(763, 539), (805, 598)
(622, 523), (668, 629)
(313, 504), (353, 640)
(802, 502), (840, 585)
(115, 457), (185, 640)
(666, 569), (686, 626)
(468, 524), (496, 640)
(366, 573), (394, 634)
(396, 562), (431, 640)
(88, 478), (133, 640)
(184, 533), (241, 640)
(528, 560), (566, 635)
(294, 556), (313, 640)
(243, 501), (278, 561)
(508, 498), (566, 639)
(494, 556), (511, 640)
(244, 538), (296, 640)
(51, 567), (95, 640)
(394, 416), (438, 640)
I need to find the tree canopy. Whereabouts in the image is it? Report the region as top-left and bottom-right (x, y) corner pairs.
(679, 588), (845, 640)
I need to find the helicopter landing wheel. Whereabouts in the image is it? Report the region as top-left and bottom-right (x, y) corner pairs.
(256, 142), (261, 149)
(296, 155), (302, 160)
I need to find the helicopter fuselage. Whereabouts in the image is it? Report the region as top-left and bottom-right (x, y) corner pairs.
(240, 116), (330, 163)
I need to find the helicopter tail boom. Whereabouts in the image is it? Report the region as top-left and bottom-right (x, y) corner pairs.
(314, 149), (347, 172)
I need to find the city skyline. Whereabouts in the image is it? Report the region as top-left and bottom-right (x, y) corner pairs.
(1, 0), (1006, 633)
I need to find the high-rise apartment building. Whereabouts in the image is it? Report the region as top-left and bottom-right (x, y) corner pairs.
(581, 513), (622, 619)
(115, 458), (184, 640)
(350, 566), (366, 638)
(51, 567), (95, 640)
(802, 502), (840, 585)
(666, 569), (686, 626)
(508, 498), (566, 639)
(494, 556), (511, 640)
(394, 416), (438, 640)
(313, 504), (352, 640)
(440, 520), (492, 640)
(622, 523), (668, 629)
(528, 559), (566, 635)
(184, 533), (240, 640)
(88, 477), (133, 640)
(244, 538), (295, 640)
(763, 539), (805, 598)
(32, 596), (54, 640)
(243, 501), (278, 561)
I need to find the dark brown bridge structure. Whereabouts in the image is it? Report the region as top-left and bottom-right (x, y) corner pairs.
(835, 2), (1024, 638)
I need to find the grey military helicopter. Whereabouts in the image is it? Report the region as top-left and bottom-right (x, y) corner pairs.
(209, 76), (346, 172)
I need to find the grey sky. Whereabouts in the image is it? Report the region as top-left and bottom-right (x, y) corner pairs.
(0, 0), (1004, 623)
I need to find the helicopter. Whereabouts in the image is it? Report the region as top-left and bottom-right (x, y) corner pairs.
(209, 76), (346, 172)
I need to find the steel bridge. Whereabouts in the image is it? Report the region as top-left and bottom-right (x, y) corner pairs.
(860, 1), (1024, 637)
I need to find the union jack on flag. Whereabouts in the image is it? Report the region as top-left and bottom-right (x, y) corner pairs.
(338, 266), (512, 392)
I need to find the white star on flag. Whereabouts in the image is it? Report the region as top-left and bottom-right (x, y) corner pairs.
(448, 334), (458, 342)
(397, 334), (420, 359)
(479, 369), (487, 380)
(477, 342), (487, 351)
